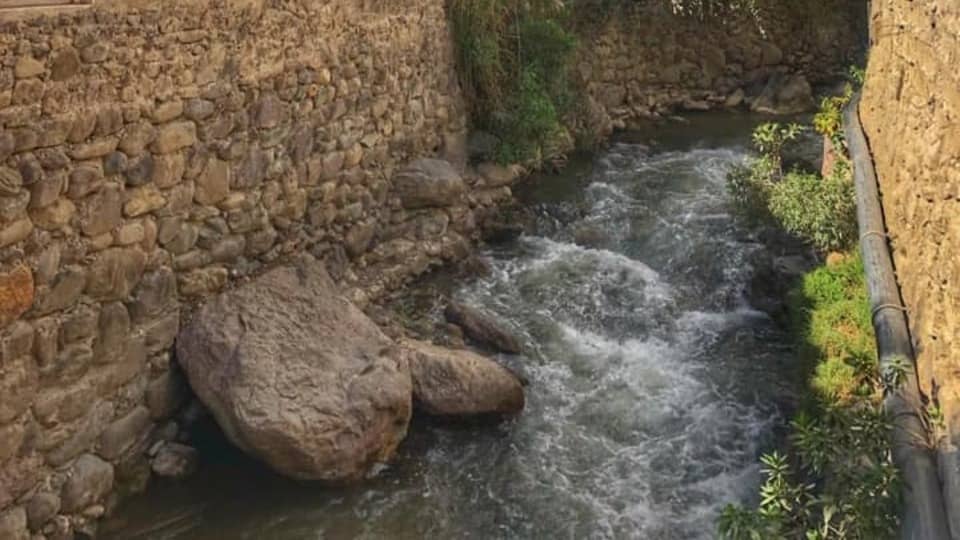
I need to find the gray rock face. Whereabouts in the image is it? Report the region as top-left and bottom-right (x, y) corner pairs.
(60, 454), (114, 513)
(403, 339), (525, 417)
(444, 302), (522, 354)
(151, 443), (198, 478)
(751, 73), (815, 115)
(392, 159), (465, 209)
(176, 254), (412, 482)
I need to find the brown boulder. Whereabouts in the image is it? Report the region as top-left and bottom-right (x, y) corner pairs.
(444, 302), (522, 354)
(176, 254), (412, 482)
(392, 159), (465, 209)
(403, 339), (524, 417)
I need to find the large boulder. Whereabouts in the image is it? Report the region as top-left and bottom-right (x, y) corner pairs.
(403, 339), (524, 417)
(444, 302), (522, 354)
(751, 73), (815, 115)
(176, 255), (412, 482)
(392, 158), (465, 209)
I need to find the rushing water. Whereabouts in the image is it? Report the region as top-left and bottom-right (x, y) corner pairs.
(104, 113), (809, 540)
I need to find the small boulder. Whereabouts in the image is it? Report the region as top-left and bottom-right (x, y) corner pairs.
(751, 73), (815, 115)
(151, 443), (199, 479)
(403, 339), (524, 417)
(392, 159), (465, 209)
(444, 302), (522, 354)
(176, 254), (412, 482)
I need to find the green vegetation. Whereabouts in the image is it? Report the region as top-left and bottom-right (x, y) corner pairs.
(726, 95), (859, 252)
(721, 65), (904, 538)
(450, 0), (578, 164)
(719, 254), (903, 539)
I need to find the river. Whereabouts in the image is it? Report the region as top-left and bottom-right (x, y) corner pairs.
(103, 113), (812, 540)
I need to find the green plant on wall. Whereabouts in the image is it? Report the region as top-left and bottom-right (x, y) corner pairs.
(450, 0), (577, 164)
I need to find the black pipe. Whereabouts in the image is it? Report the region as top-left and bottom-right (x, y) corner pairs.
(843, 92), (951, 540)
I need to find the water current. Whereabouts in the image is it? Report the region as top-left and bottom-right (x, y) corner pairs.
(104, 113), (811, 540)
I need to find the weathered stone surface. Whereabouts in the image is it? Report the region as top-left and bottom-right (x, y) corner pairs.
(392, 159), (465, 209)
(26, 492), (59, 531)
(60, 454), (114, 513)
(345, 220), (377, 258)
(85, 248), (147, 301)
(195, 158), (230, 205)
(403, 339), (524, 417)
(0, 218), (33, 249)
(93, 301), (130, 364)
(124, 185), (166, 217)
(29, 198), (75, 230)
(1, 321), (33, 362)
(0, 420), (26, 463)
(14, 56), (44, 79)
(143, 312), (179, 353)
(0, 265), (33, 328)
(177, 267), (227, 297)
(477, 162), (523, 188)
(152, 122), (197, 154)
(0, 506), (28, 540)
(99, 406), (151, 460)
(145, 370), (188, 420)
(129, 267), (177, 322)
(69, 137), (119, 160)
(151, 442), (198, 478)
(0, 356), (38, 424)
(444, 302), (523, 354)
(176, 254), (412, 481)
(80, 183), (123, 236)
(32, 266), (85, 316)
(68, 163), (105, 199)
(47, 401), (114, 466)
(50, 48), (81, 81)
(152, 101), (183, 124)
(28, 172), (65, 209)
(124, 154), (155, 186)
(0, 167), (23, 196)
(751, 72), (815, 115)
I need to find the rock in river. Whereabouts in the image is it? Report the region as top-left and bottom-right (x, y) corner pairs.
(444, 301), (523, 354)
(176, 254), (412, 482)
(403, 339), (524, 417)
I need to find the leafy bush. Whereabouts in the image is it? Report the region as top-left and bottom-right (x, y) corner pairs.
(720, 255), (902, 540)
(450, 0), (577, 164)
(727, 122), (857, 252)
(767, 164), (858, 253)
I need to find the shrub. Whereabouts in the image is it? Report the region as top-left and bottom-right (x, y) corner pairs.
(767, 164), (858, 253)
(720, 254), (901, 540)
(727, 123), (857, 253)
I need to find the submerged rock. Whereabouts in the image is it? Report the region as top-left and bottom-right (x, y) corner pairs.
(444, 302), (523, 354)
(751, 73), (815, 115)
(151, 443), (198, 479)
(403, 339), (524, 418)
(176, 254), (412, 482)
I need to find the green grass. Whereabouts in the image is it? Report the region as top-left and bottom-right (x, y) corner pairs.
(721, 253), (901, 539)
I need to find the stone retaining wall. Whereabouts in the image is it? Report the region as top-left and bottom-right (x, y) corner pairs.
(0, 0), (866, 538)
(860, 0), (960, 528)
(575, 1), (865, 133)
(0, 1), (476, 537)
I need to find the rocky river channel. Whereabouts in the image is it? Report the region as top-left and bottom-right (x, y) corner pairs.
(102, 113), (816, 540)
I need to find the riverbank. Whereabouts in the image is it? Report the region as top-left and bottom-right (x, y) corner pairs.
(98, 112), (817, 539)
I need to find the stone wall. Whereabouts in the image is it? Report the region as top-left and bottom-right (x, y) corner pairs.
(859, 0), (960, 528)
(0, 0), (481, 537)
(0, 0), (868, 537)
(574, 1), (865, 133)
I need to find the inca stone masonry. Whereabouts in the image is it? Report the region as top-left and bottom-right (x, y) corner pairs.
(0, 1), (861, 537)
